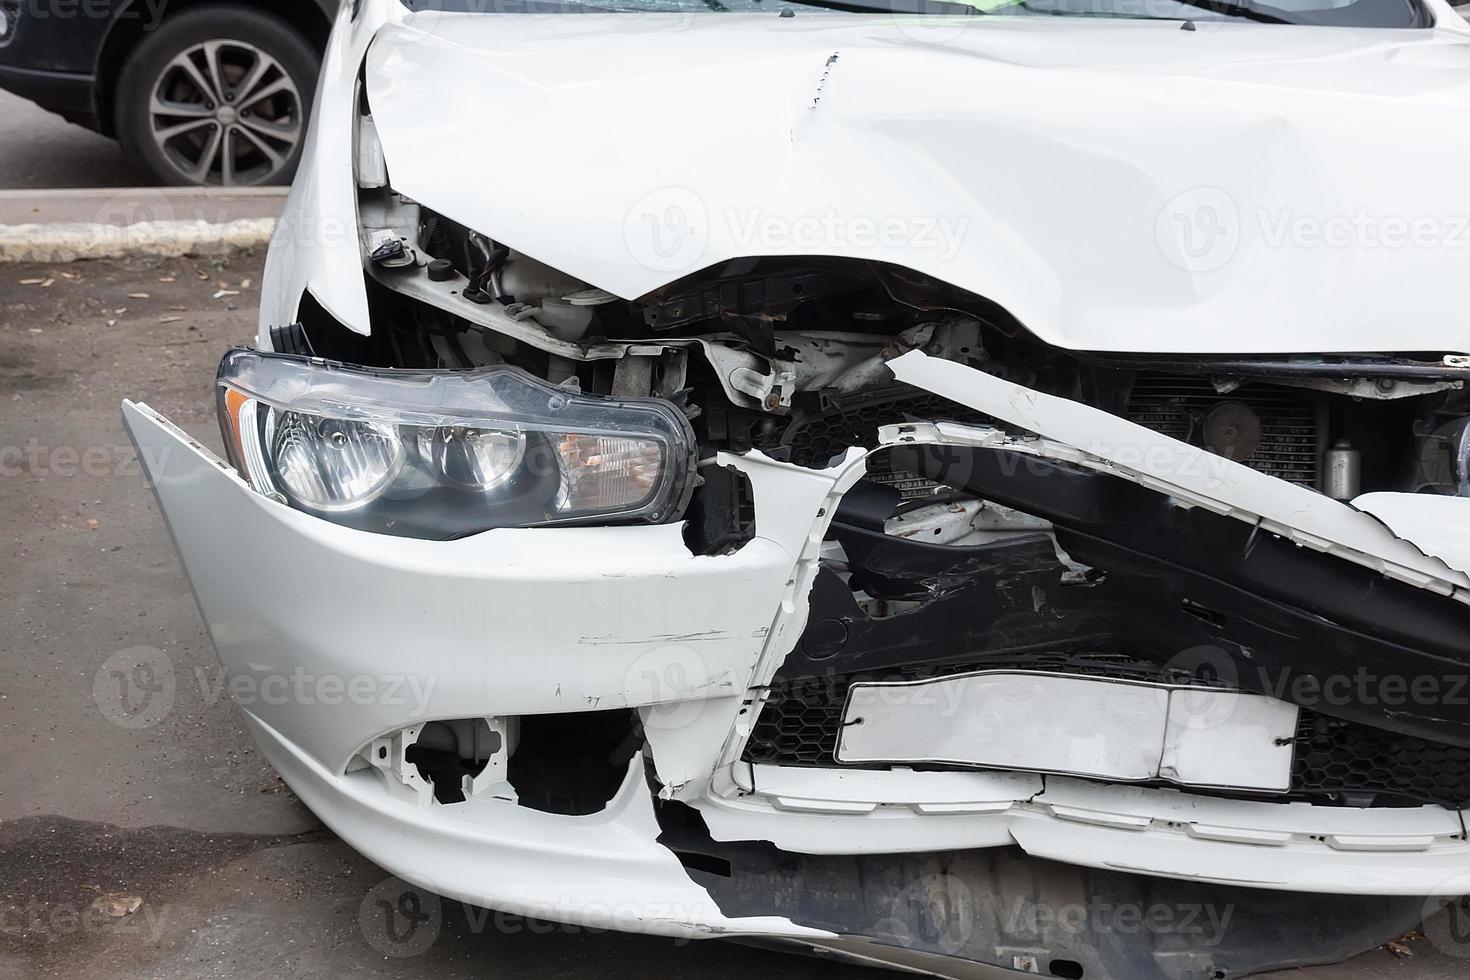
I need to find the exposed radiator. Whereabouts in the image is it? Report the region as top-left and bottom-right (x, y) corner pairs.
(1125, 374), (1327, 489)
(767, 376), (1327, 495)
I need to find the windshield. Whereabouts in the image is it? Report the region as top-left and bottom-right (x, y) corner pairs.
(402, 0), (1430, 27)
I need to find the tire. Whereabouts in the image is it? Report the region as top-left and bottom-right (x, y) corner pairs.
(114, 6), (320, 187)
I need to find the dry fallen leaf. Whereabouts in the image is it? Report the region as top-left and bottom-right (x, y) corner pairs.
(91, 893), (142, 918)
(127, 292), (150, 299)
(86, 519), (100, 531)
(19, 278), (46, 285)
(160, 316), (182, 324)
(158, 276), (176, 283)
(1385, 941), (1414, 958)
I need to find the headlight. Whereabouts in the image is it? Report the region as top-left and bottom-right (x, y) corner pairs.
(215, 349), (696, 538)
(271, 413), (406, 510)
(416, 426), (525, 491)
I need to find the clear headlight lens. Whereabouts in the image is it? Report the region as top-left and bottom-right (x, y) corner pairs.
(270, 412), (405, 511)
(417, 426), (525, 492)
(216, 349), (695, 538)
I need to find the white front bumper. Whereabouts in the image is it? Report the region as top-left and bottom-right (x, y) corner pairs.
(121, 401), (831, 777)
(121, 397), (860, 937)
(123, 350), (1470, 934)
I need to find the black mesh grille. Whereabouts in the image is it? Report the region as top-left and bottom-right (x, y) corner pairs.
(1292, 711), (1470, 810)
(746, 666), (1470, 810)
(775, 390), (991, 468)
(762, 389), (991, 500)
(1125, 374), (1325, 488)
(766, 377), (1325, 493)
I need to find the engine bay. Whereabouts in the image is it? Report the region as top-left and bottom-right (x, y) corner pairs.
(315, 190), (1470, 513)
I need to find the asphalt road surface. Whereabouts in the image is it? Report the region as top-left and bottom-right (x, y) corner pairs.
(0, 91), (145, 190)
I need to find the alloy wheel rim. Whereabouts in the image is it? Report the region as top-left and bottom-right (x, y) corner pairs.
(148, 39), (303, 186)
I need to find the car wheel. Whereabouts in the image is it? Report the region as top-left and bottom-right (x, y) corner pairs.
(114, 6), (319, 187)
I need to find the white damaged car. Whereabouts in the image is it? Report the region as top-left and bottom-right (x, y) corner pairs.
(124, 0), (1470, 975)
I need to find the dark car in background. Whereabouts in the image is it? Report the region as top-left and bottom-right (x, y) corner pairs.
(0, 0), (337, 186)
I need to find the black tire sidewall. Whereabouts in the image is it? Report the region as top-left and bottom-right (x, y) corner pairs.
(114, 6), (320, 187)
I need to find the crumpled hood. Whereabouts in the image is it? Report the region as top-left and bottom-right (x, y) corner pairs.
(365, 12), (1470, 354)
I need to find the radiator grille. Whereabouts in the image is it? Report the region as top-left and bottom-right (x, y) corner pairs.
(1126, 375), (1325, 488)
(769, 376), (1324, 493)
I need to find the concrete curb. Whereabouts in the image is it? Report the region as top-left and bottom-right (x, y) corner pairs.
(0, 219), (278, 263)
(0, 186), (287, 264)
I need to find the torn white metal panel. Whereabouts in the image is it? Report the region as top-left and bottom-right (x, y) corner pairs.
(122, 400), (801, 774)
(836, 672), (1296, 793)
(247, 712), (830, 941)
(887, 350), (1470, 603)
(708, 450), (870, 776)
(640, 695), (748, 802)
(1354, 492), (1470, 576)
(364, 10), (1470, 354)
(642, 449), (866, 802)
